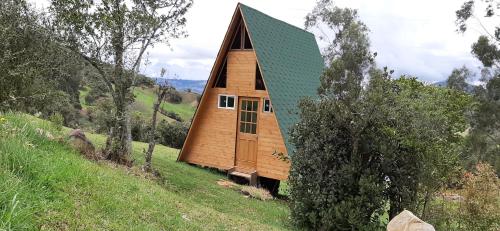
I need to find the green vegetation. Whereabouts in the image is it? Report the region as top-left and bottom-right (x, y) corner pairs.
(133, 87), (196, 122)
(0, 113), (289, 230)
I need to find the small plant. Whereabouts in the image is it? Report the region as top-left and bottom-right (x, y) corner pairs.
(240, 186), (273, 201)
(48, 113), (64, 131)
(0, 194), (20, 231)
(459, 163), (500, 231)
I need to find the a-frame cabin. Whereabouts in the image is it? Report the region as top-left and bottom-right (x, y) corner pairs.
(178, 3), (323, 188)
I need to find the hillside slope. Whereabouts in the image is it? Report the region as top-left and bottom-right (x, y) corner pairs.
(0, 113), (289, 230)
(79, 86), (197, 123)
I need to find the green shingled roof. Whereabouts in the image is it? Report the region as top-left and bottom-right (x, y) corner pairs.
(240, 4), (324, 153)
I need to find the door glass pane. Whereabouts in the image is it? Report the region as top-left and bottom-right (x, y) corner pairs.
(245, 123), (251, 133)
(241, 100), (246, 110)
(251, 112), (257, 123)
(246, 112), (252, 122)
(241, 112), (246, 121)
(227, 96), (235, 108)
(246, 101), (252, 111)
(251, 124), (256, 134)
(253, 101), (257, 111)
(240, 122), (245, 132)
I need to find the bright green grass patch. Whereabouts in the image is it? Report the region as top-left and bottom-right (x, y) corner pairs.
(0, 113), (290, 230)
(133, 87), (195, 121)
(79, 87), (90, 108)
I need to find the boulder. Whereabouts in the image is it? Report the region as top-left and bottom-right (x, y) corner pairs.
(68, 129), (99, 160)
(387, 210), (435, 231)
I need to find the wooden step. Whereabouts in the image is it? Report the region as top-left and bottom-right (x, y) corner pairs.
(228, 167), (258, 186)
(230, 171), (252, 180)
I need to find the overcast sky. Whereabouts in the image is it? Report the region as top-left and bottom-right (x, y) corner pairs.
(32, 0), (491, 83)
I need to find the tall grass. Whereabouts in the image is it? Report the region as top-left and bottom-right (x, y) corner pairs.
(0, 113), (290, 230)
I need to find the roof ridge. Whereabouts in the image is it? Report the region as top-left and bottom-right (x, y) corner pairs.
(238, 3), (315, 38)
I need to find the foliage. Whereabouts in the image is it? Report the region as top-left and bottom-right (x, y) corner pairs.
(134, 74), (155, 87)
(49, 0), (193, 162)
(48, 113), (64, 131)
(290, 2), (473, 229)
(131, 112), (149, 142)
(87, 97), (115, 133)
(305, 0), (373, 97)
(166, 90), (183, 104)
(459, 163), (500, 230)
(157, 120), (188, 149)
(447, 65), (474, 92)
(84, 87), (108, 106)
(456, 0), (500, 175)
(164, 110), (183, 122)
(0, 0), (83, 125)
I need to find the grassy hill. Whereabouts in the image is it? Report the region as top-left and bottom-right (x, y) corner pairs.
(132, 87), (197, 122)
(79, 86), (198, 125)
(0, 113), (290, 230)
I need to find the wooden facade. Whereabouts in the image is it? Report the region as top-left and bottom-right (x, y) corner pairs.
(178, 6), (290, 180)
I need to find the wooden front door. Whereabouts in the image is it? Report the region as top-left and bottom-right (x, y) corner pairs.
(235, 97), (259, 173)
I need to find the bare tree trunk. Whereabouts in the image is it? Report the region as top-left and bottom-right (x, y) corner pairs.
(143, 90), (166, 172)
(421, 189), (431, 220)
(143, 100), (161, 172)
(143, 75), (170, 172)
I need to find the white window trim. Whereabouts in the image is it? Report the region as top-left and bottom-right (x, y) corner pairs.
(218, 94), (236, 109)
(263, 97), (273, 113)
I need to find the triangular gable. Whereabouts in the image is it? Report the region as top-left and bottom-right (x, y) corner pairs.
(178, 4), (323, 160)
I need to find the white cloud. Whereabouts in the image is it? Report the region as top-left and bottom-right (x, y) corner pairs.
(31, 0), (489, 82)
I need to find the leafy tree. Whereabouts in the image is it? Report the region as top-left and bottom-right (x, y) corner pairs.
(447, 65), (474, 92)
(305, 0), (373, 98)
(0, 0), (83, 124)
(49, 0), (193, 164)
(289, 1), (473, 229)
(456, 0), (500, 174)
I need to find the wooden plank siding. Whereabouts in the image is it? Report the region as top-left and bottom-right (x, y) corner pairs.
(179, 50), (290, 180)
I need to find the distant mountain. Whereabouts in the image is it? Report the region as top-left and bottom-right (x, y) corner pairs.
(432, 80), (475, 93)
(155, 79), (206, 94)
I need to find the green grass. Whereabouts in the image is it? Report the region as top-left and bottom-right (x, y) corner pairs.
(133, 87), (196, 121)
(79, 86), (196, 123)
(0, 113), (290, 230)
(79, 87), (90, 108)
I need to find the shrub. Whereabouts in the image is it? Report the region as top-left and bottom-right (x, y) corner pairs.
(157, 120), (188, 149)
(161, 109), (184, 122)
(48, 113), (64, 131)
(166, 90), (182, 104)
(84, 88), (107, 105)
(130, 113), (149, 142)
(87, 97), (115, 133)
(459, 163), (500, 231)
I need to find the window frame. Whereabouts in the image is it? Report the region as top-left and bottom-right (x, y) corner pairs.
(217, 94), (236, 109)
(263, 97), (273, 113)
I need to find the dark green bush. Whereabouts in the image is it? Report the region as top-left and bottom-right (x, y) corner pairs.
(157, 120), (188, 149)
(166, 90), (182, 104)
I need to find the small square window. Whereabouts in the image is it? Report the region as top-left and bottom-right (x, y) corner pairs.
(263, 98), (273, 113)
(218, 95), (236, 109)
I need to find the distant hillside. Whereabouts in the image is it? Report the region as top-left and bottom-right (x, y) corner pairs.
(156, 79), (206, 94)
(432, 80), (475, 93)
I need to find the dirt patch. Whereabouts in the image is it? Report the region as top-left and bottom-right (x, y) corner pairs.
(217, 179), (237, 188)
(216, 179), (274, 201)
